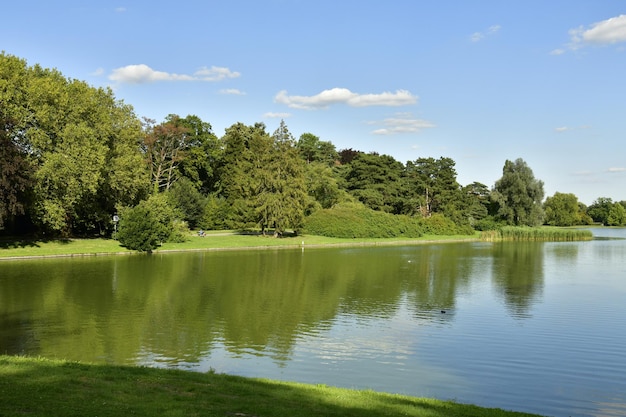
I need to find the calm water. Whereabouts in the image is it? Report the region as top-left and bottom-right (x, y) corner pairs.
(1, 228), (625, 417)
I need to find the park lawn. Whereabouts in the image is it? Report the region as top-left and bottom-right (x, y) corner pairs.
(0, 232), (480, 259)
(0, 355), (542, 417)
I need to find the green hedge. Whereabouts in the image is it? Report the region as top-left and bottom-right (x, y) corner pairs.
(304, 203), (424, 238)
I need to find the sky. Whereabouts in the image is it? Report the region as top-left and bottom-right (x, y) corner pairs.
(2, 1), (625, 205)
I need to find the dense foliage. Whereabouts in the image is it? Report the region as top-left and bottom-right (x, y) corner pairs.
(304, 203), (424, 238)
(1, 53), (624, 241)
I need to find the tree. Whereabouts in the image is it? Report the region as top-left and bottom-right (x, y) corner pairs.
(0, 53), (150, 236)
(607, 203), (626, 226)
(461, 182), (491, 224)
(116, 194), (182, 252)
(255, 121), (308, 235)
(544, 192), (585, 226)
(492, 158), (545, 226)
(167, 114), (221, 193)
(297, 133), (338, 166)
(142, 116), (191, 193)
(403, 157), (463, 218)
(218, 121), (307, 234)
(303, 162), (349, 211)
(0, 54), (34, 231)
(0, 115), (33, 230)
(589, 197), (626, 226)
(166, 177), (206, 229)
(342, 152), (404, 213)
(219, 122), (270, 228)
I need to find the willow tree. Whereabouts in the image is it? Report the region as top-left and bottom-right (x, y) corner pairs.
(492, 158), (544, 226)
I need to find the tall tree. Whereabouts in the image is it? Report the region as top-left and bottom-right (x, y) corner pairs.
(0, 53), (34, 231)
(166, 114), (221, 193)
(142, 116), (191, 193)
(296, 133), (338, 166)
(492, 158), (545, 226)
(343, 152), (404, 213)
(0, 52), (149, 236)
(588, 197), (626, 226)
(218, 122), (269, 227)
(543, 192), (590, 226)
(256, 120), (307, 235)
(403, 157), (462, 218)
(0, 115), (33, 230)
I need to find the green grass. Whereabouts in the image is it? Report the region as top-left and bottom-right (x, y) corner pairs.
(0, 355), (542, 417)
(0, 232), (480, 259)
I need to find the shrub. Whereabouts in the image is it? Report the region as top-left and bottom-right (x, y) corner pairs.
(304, 203), (423, 238)
(116, 194), (185, 252)
(417, 213), (475, 235)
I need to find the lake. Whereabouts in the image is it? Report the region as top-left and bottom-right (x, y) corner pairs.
(1, 228), (625, 417)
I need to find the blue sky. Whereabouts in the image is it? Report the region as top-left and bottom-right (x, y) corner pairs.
(2, 1), (625, 205)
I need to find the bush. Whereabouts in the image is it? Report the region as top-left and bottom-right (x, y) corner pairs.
(304, 203), (423, 238)
(116, 194), (186, 252)
(116, 204), (163, 252)
(416, 213), (475, 235)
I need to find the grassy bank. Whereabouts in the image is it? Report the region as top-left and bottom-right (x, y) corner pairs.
(0, 356), (542, 417)
(0, 232), (479, 259)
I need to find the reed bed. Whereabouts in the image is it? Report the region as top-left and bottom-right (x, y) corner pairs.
(480, 226), (593, 242)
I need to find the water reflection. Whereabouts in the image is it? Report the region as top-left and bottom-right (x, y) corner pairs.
(491, 243), (544, 318)
(0, 245), (495, 364)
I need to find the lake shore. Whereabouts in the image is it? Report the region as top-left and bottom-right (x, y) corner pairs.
(0, 232), (480, 260)
(0, 355), (543, 417)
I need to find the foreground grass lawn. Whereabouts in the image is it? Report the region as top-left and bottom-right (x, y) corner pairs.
(0, 232), (479, 259)
(0, 356), (542, 417)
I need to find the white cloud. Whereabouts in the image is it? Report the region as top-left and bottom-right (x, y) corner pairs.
(607, 167), (626, 173)
(369, 113), (435, 135)
(115, 7), (126, 13)
(576, 14), (626, 45)
(275, 88), (417, 110)
(219, 88), (246, 95)
(91, 68), (105, 76)
(263, 112), (291, 118)
(554, 125), (591, 133)
(471, 24), (501, 42)
(109, 64), (240, 84)
(558, 14), (626, 53)
(194, 66), (241, 81)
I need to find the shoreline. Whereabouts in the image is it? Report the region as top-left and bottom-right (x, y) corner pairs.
(0, 235), (480, 261)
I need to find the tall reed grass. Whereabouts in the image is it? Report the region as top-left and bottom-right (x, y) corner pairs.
(480, 226), (593, 242)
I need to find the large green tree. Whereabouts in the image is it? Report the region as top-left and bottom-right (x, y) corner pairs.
(296, 133), (338, 166)
(543, 192), (591, 226)
(588, 197), (626, 226)
(256, 121), (307, 235)
(342, 152), (404, 213)
(492, 158), (545, 226)
(403, 157), (463, 219)
(166, 114), (221, 193)
(0, 53), (149, 235)
(218, 121), (307, 234)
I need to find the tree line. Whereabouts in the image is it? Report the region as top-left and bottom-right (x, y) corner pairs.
(2, 53), (625, 245)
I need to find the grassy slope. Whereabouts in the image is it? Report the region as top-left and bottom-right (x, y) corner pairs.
(0, 356), (542, 417)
